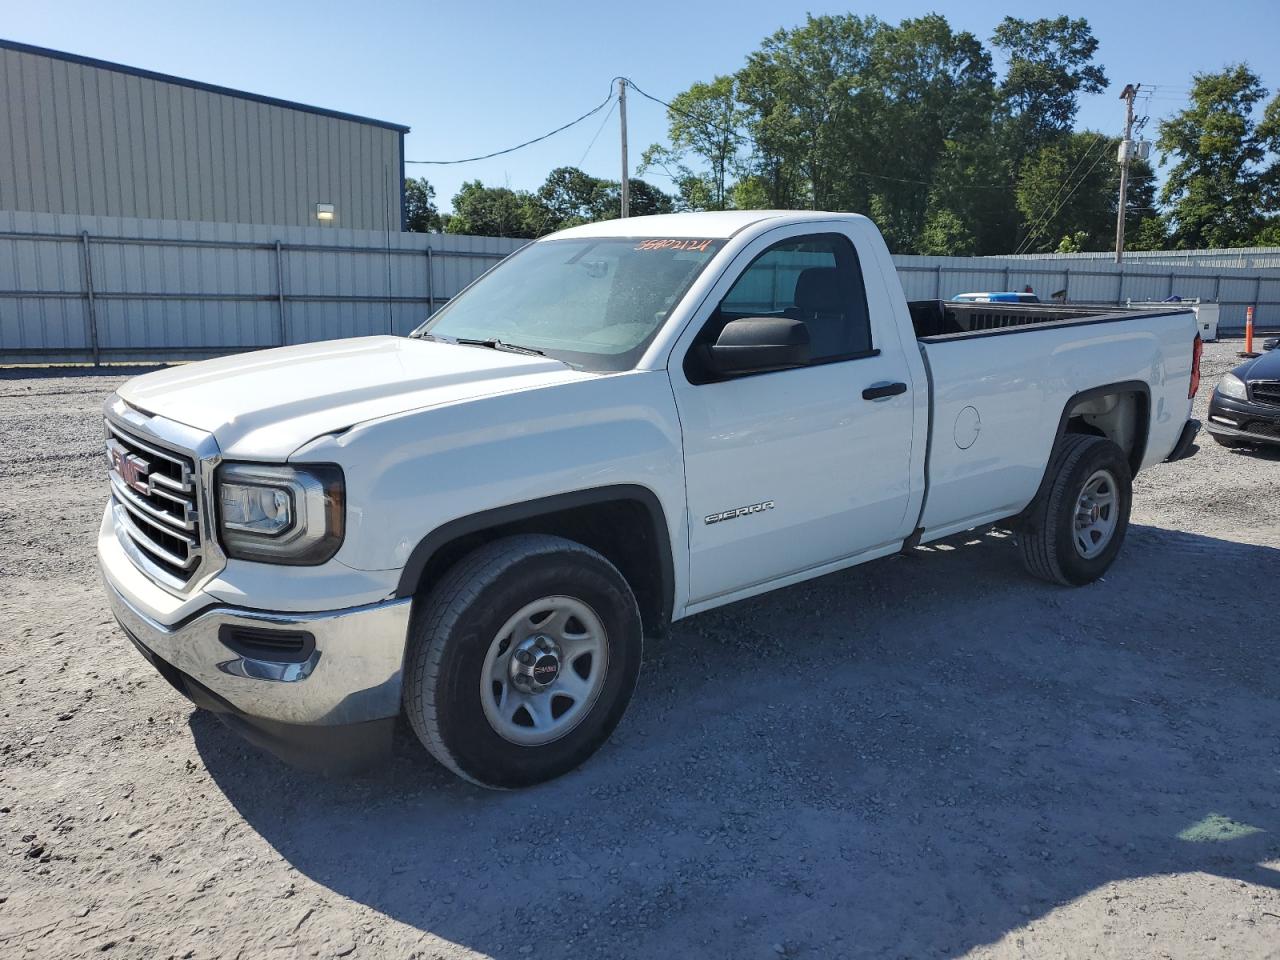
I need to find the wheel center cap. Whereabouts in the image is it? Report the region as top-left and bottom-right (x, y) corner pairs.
(510, 635), (561, 692)
(532, 654), (560, 685)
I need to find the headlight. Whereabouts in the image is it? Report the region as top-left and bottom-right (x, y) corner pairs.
(1217, 373), (1248, 401)
(216, 463), (344, 565)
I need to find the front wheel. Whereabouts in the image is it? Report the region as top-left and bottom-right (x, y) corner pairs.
(403, 534), (643, 788)
(1018, 434), (1133, 586)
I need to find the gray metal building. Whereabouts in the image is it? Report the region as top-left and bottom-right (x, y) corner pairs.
(0, 39), (408, 231)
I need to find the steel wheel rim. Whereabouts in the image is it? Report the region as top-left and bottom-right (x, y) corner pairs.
(1073, 469), (1118, 559)
(480, 595), (608, 747)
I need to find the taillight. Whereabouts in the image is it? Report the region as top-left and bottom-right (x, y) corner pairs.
(1189, 334), (1202, 398)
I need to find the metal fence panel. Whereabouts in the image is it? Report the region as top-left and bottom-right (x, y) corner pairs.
(0, 210), (526, 362)
(997, 246), (1280, 271)
(5, 210), (1279, 365)
(892, 253), (1280, 329)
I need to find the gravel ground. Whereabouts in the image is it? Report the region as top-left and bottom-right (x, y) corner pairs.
(1, 338), (1278, 960)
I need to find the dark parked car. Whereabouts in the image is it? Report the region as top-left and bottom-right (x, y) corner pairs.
(1207, 348), (1280, 448)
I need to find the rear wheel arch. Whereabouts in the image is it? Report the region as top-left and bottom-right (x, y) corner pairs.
(1018, 381), (1150, 523)
(395, 485), (675, 639)
(1063, 387), (1149, 475)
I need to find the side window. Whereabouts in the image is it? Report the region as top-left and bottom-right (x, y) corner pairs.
(713, 233), (872, 363)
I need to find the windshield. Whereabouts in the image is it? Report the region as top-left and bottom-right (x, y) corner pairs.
(412, 237), (725, 371)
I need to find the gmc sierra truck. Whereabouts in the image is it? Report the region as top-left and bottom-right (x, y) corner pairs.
(99, 211), (1203, 788)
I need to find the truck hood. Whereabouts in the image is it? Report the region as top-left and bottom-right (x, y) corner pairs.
(118, 336), (597, 458)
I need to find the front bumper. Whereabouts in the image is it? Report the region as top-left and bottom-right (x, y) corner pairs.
(1206, 391), (1280, 446)
(104, 578), (412, 726)
(100, 505), (413, 768)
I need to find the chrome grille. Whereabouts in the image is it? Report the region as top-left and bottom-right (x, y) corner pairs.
(1250, 381), (1280, 406)
(105, 419), (203, 587)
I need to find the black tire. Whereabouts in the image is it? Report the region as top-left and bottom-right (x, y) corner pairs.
(403, 534), (642, 789)
(1018, 434), (1133, 586)
(1210, 434), (1250, 450)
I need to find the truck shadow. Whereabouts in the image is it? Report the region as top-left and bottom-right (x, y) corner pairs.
(193, 523), (1280, 959)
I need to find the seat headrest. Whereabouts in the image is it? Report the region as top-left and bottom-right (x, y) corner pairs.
(795, 267), (844, 316)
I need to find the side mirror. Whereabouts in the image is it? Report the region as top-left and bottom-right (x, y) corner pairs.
(706, 317), (811, 376)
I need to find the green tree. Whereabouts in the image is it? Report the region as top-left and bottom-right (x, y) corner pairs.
(1011, 132), (1157, 254)
(735, 14), (883, 211)
(1254, 220), (1280, 246)
(640, 75), (742, 210)
(529, 166), (615, 233)
(1251, 87), (1280, 248)
(989, 16), (1108, 253)
(992, 16), (1108, 146)
(444, 181), (537, 238)
(862, 15), (996, 250)
(403, 177), (443, 232)
(1014, 132), (1116, 253)
(1127, 215), (1171, 252)
(1157, 64), (1269, 248)
(525, 167), (675, 234)
(638, 144), (722, 211)
(925, 139), (1019, 256)
(731, 55), (804, 208)
(918, 208), (977, 256)
(1056, 230), (1088, 253)
(625, 178), (677, 217)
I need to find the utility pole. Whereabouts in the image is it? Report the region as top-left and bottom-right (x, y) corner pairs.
(618, 78), (630, 218)
(1115, 82), (1139, 264)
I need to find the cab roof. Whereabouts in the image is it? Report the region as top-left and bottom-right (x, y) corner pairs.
(548, 210), (870, 241)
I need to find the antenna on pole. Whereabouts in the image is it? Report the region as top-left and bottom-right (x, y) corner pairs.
(618, 78), (630, 218)
(1115, 83), (1140, 264)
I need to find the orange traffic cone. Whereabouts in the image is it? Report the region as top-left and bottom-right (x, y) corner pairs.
(1239, 305), (1259, 358)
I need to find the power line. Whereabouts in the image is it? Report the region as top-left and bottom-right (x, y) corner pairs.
(577, 95), (618, 168)
(1015, 134), (1117, 254)
(622, 77), (748, 146)
(1013, 131), (1111, 254)
(405, 84), (615, 165)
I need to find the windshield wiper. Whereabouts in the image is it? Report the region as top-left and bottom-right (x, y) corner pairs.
(416, 333), (580, 368)
(453, 337), (547, 358)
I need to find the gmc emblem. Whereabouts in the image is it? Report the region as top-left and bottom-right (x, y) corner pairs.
(109, 445), (151, 495)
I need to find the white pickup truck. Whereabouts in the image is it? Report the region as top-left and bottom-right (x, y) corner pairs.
(99, 211), (1202, 787)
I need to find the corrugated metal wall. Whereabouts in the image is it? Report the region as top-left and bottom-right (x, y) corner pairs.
(0, 210), (525, 363)
(893, 254), (1280, 330)
(0, 41), (405, 231)
(4, 211), (1278, 364)
(994, 247), (1280, 271)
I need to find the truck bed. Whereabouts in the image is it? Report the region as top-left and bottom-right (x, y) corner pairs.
(907, 300), (1181, 341)
(908, 299), (1197, 541)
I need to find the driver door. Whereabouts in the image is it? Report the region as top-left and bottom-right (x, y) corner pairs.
(670, 226), (918, 606)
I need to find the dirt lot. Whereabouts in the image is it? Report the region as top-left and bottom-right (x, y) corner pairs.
(1, 338), (1278, 960)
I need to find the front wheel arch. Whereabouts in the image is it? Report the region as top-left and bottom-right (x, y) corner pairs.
(394, 485), (675, 640)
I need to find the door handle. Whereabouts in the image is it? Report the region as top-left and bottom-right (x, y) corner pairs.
(862, 381), (908, 401)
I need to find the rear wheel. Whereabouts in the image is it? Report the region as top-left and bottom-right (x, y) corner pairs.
(403, 534), (643, 788)
(1019, 434), (1132, 586)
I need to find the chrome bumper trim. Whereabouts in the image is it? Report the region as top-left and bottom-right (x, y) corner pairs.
(105, 579), (412, 726)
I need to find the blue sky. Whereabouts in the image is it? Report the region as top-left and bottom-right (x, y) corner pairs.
(3, 0), (1275, 211)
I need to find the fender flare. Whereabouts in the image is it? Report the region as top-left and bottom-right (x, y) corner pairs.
(393, 484), (675, 629)
(1016, 380), (1151, 522)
